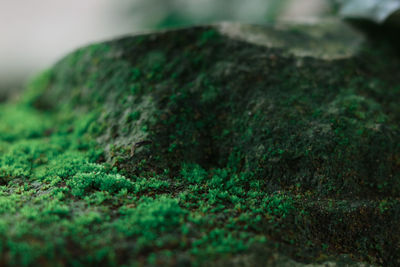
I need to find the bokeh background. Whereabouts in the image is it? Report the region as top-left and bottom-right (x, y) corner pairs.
(1, 0), (333, 97)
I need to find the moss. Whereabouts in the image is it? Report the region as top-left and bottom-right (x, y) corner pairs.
(0, 23), (400, 266)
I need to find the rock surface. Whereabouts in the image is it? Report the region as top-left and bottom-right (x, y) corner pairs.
(0, 21), (399, 266)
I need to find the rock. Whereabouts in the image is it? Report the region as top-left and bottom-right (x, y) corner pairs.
(218, 20), (364, 60)
(338, 0), (400, 23)
(3, 20), (400, 266)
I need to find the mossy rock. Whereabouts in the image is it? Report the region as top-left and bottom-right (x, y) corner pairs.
(1, 20), (399, 266)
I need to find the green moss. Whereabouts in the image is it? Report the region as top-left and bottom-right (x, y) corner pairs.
(0, 25), (399, 266)
(22, 69), (54, 107)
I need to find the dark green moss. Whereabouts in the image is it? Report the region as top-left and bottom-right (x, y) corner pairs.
(0, 24), (399, 266)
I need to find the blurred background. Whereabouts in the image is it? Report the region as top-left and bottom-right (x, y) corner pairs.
(0, 0), (335, 97)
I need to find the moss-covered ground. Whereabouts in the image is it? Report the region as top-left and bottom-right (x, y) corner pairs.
(0, 25), (400, 266)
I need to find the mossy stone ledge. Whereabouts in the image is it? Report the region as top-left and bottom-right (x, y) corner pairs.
(0, 21), (399, 266)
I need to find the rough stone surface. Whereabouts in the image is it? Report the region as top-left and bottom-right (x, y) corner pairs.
(218, 20), (364, 59)
(0, 21), (399, 266)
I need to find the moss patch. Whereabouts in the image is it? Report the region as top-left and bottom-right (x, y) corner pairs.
(0, 24), (400, 266)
